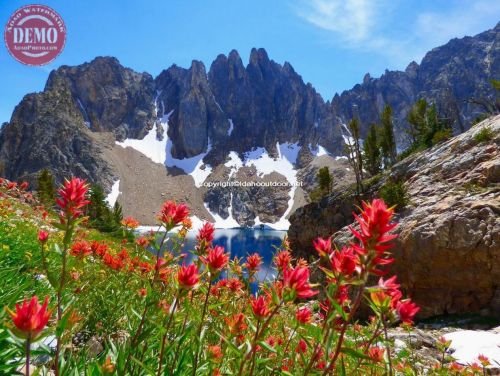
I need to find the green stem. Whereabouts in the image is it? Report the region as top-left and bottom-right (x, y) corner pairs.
(192, 278), (213, 376)
(124, 302), (149, 373)
(382, 317), (393, 376)
(25, 338), (31, 376)
(303, 319), (331, 376)
(54, 219), (72, 376)
(169, 294), (194, 374)
(157, 294), (180, 376)
(321, 281), (366, 376)
(240, 303), (282, 376)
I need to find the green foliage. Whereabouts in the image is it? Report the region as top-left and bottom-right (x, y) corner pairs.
(37, 169), (55, 207)
(317, 167), (332, 193)
(379, 180), (409, 211)
(474, 126), (494, 143)
(378, 105), (397, 167)
(363, 124), (381, 175)
(310, 167), (333, 202)
(406, 98), (452, 155)
(491, 79), (500, 91)
(86, 184), (122, 233)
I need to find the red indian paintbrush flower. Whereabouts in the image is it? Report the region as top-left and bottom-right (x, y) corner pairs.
(19, 181), (29, 191)
(313, 237), (332, 258)
(208, 345), (223, 360)
(158, 200), (189, 228)
(70, 240), (92, 258)
(7, 296), (51, 340)
(197, 222), (215, 244)
(245, 253), (262, 273)
(295, 306), (312, 324)
(200, 246), (229, 274)
(330, 246), (358, 276)
(478, 354), (491, 367)
(396, 299), (420, 324)
(55, 177), (90, 219)
(273, 250), (292, 271)
(368, 346), (385, 363)
(38, 230), (49, 243)
(224, 313), (248, 337)
(283, 266), (318, 301)
(297, 339), (308, 353)
(251, 295), (271, 320)
(121, 216), (139, 229)
(135, 236), (150, 248)
(349, 199), (397, 252)
(177, 264), (200, 290)
(378, 276), (403, 308)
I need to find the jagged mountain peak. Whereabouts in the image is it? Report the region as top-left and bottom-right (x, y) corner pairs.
(0, 24), (498, 230)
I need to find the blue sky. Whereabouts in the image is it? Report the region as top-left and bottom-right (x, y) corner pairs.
(1, 0), (499, 124)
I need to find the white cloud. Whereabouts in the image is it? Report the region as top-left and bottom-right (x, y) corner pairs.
(295, 0), (500, 66)
(296, 0), (381, 43)
(415, 1), (500, 47)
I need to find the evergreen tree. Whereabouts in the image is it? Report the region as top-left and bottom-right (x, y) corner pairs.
(407, 98), (428, 144)
(113, 202), (123, 224)
(37, 169), (55, 207)
(317, 167), (333, 194)
(407, 99), (452, 150)
(363, 124), (381, 176)
(379, 105), (397, 167)
(86, 183), (121, 232)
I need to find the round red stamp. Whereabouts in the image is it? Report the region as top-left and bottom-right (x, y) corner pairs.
(4, 4), (66, 66)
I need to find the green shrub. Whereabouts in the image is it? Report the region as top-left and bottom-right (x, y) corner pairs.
(474, 126), (494, 143)
(431, 128), (452, 145)
(379, 180), (409, 210)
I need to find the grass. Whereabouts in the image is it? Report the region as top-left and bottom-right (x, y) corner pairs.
(473, 126), (494, 143)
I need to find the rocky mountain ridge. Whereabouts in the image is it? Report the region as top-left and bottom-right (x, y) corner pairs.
(0, 24), (498, 227)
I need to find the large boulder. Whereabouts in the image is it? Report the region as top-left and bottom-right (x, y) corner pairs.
(289, 115), (500, 318)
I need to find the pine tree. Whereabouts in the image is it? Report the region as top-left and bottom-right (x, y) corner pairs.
(86, 184), (121, 232)
(379, 105), (397, 167)
(37, 169), (55, 207)
(407, 98), (428, 145)
(407, 99), (451, 149)
(363, 124), (381, 176)
(113, 202), (123, 224)
(317, 167), (333, 194)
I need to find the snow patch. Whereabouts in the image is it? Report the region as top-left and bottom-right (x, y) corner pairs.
(105, 180), (121, 207)
(116, 122), (168, 164)
(76, 98), (91, 128)
(310, 143), (329, 157)
(444, 330), (500, 366)
(116, 97), (212, 187)
(227, 119), (234, 136)
(204, 194), (240, 229)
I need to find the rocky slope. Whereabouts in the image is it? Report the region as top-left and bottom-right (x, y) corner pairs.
(0, 24), (498, 227)
(288, 115), (500, 318)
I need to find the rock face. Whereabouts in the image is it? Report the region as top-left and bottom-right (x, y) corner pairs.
(332, 22), (500, 146)
(288, 115), (500, 318)
(0, 24), (498, 226)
